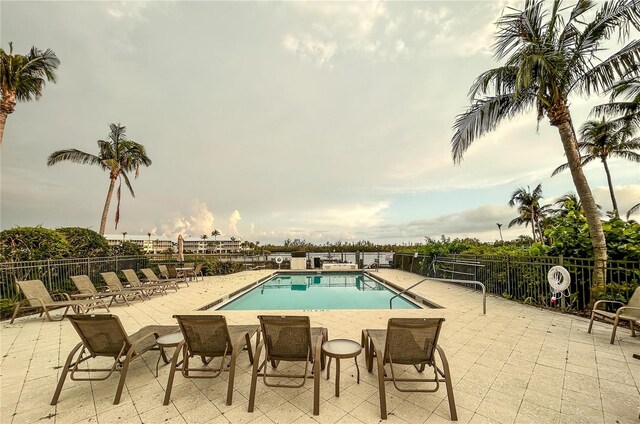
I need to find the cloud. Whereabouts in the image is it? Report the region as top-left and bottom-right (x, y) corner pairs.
(228, 210), (242, 236)
(282, 34), (338, 67)
(303, 201), (390, 228)
(160, 199), (215, 238)
(593, 184), (640, 217)
(106, 1), (149, 20)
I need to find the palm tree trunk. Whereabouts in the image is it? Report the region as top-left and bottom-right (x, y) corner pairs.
(530, 206), (537, 242)
(556, 120), (607, 292)
(99, 177), (117, 235)
(601, 158), (619, 217)
(0, 110), (7, 146)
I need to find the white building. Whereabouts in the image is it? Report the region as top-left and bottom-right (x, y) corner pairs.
(104, 234), (174, 253)
(104, 234), (243, 254)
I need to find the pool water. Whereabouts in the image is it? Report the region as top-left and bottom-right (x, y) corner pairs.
(217, 273), (420, 310)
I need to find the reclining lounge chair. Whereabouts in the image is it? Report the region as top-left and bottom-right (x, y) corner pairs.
(10, 280), (109, 324)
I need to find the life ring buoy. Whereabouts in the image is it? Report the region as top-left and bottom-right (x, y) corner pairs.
(275, 256), (283, 264)
(548, 266), (570, 291)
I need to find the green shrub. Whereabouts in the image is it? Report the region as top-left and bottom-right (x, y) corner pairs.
(201, 259), (244, 276)
(56, 227), (110, 257)
(110, 241), (145, 256)
(0, 226), (71, 261)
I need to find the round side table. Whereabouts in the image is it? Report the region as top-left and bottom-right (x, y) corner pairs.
(155, 331), (184, 377)
(322, 339), (362, 397)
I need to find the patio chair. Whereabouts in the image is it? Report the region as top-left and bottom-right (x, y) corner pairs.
(363, 318), (457, 421)
(70, 275), (143, 306)
(51, 314), (179, 405)
(166, 264), (190, 285)
(183, 263), (204, 281)
(588, 287), (640, 344)
(100, 272), (152, 300)
(122, 269), (178, 295)
(248, 315), (328, 416)
(10, 280), (109, 324)
(163, 315), (260, 406)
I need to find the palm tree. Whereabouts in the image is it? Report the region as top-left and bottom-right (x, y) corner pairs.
(0, 42), (60, 145)
(147, 232), (152, 253)
(450, 0), (640, 289)
(627, 203), (640, 221)
(47, 123), (152, 235)
(122, 232), (127, 243)
(200, 234), (208, 253)
(552, 118), (640, 217)
(592, 79), (640, 129)
(508, 184), (546, 243)
(211, 229), (220, 241)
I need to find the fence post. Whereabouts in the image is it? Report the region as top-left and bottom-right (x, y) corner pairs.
(47, 259), (53, 291)
(506, 256), (511, 296)
(559, 255), (566, 310)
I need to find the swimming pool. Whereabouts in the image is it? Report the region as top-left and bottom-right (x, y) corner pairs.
(217, 272), (421, 310)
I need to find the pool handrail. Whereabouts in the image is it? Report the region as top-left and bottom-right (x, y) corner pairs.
(389, 277), (487, 315)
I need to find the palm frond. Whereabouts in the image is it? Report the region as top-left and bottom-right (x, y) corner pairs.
(121, 171), (136, 197)
(451, 93), (533, 163)
(47, 149), (102, 167)
(551, 162), (571, 176)
(627, 202), (640, 219)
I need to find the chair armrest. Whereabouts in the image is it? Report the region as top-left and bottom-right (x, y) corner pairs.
(21, 297), (45, 308)
(593, 299), (625, 311)
(51, 293), (71, 301)
(617, 306), (640, 317)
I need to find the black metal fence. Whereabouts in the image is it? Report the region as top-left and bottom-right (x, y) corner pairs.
(394, 253), (640, 311)
(0, 256), (149, 299)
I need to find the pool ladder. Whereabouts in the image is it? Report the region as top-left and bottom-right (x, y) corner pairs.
(389, 277), (487, 314)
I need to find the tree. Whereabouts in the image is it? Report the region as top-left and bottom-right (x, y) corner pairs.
(0, 42), (60, 145)
(592, 78), (640, 129)
(508, 184), (547, 243)
(450, 0), (640, 289)
(211, 229), (220, 241)
(56, 227), (109, 257)
(552, 118), (640, 216)
(200, 234), (208, 253)
(122, 232), (127, 243)
(47, 123), (152, 235)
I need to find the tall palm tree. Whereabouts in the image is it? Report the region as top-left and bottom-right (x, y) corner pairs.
(552, 118), (639, 216)
(508, 184), (546, 243)
(450, 0), (640, 289)
(0, 42), (60, 145)
(122, 232), (127, 243)
(211, 229), (220, 241)
(47, 123), (152, 235)
(200, 234), (208, 253)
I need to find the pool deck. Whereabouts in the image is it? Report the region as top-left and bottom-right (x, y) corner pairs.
(1, 269), (639, 424)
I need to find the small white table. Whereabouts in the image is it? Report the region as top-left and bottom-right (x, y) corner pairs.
(322, 339), (362, 397)
(155, 331), (184, 376)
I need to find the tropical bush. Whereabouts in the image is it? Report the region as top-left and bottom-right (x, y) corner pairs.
(201, 259), (244, 276)
(56, 227), (110, 257)
(110, 241), (145, 256)
(0, 226), (71, 261)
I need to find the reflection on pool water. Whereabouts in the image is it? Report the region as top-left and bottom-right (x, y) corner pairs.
(217, 272), (421, 310)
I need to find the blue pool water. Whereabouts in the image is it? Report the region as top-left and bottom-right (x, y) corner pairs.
(218, 273), (420, 310)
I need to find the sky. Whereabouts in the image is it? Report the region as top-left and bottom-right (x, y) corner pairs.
(1, 1), (638, 245)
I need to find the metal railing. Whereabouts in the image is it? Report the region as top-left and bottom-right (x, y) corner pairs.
(0, 256), (149, 299)
(394, 253), (640, 310)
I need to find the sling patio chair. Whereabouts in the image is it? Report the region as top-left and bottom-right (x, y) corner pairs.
(183, 263), (204, 281)
(51, 314), (179, 405)
(100, 272), (152, 300)
(163, 314), (260, 406)
(144, 267), (188, 288)
(9, 280), (109, 324)
(248, 315), (328, 416)
(362, 318), (457, 421)
(166, 264), (190, 286)
(588, 286), (640, 344)
(122, 269), (178, 295)
(70, 275), (144, 306)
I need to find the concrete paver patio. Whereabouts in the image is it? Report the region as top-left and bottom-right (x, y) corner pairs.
(1, 269), (639, 424)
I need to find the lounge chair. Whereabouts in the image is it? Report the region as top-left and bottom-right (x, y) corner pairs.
(100, 272), (152, 300)
(248, 315), (328, 416)
(146, 266), (189, 288)
(363, 318), (457, 421)
(51, 314), (179, 405)
(163, 315), (260, 406)
(588, 287), (640, 344)
(166, 264), (190, 285)
(122, 269), (178, 295)
(10, 280), (109, 324)
(70, 275), (144, 306)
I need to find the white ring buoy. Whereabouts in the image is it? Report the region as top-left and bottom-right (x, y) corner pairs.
(548, 266), (570, 291)
(275, 256), (283, 264)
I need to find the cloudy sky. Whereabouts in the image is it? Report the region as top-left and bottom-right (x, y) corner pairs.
(1, 1), (638, 244)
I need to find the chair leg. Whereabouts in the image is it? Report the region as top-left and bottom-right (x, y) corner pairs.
(437, 346), (458, 421)
(114, 353), (134, 404)
(163, 343), (184, 405)
(9, 303), (22, 324)
(588, 311), (596, 334)
(313, 334), (322, 416)
(248, 341), (264, 412)
(51, 342), (83, 405)
(226, 348), (239, 405)
(245, 333), (255, 364)
(375, 349), (387, 420)
(610, 316), (620, 344)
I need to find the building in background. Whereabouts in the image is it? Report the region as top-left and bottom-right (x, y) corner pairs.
(104, 235), (242, 254)
(104, 234), (174, 253)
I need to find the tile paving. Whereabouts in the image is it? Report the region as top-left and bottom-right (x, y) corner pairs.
(1, 269), (639, 423)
